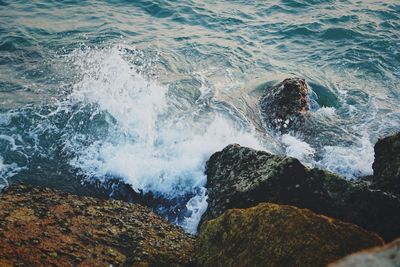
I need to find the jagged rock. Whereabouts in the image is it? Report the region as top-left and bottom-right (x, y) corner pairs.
(260, 77), (310, 132)
(196, 203), (383, 267)
(202, 144), (400, 241)
(0, 184), (195, 266)
(328, 238), (400, 267)
(372, 132), (400, 196)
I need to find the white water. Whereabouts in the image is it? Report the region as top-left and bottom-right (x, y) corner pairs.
(0, 156), (22, 190)
(281, 134), (315, 165)
(317, 134), (374, 179)
(63, 45), (262, 233)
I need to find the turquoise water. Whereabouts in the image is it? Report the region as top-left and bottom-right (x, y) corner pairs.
(1, 0), (399, 232)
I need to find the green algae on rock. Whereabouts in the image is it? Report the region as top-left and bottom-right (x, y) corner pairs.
(196, 203), (383, 267)
(202, 144), (400, 241)
(0, 184), (195, 267)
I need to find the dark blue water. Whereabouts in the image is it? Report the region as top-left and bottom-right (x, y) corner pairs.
(1, 0), (399, 232)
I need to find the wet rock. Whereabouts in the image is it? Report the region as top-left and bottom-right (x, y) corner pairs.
(196, 203), (383, 267)
(202, 144), (400, 241)
(0, 184), (195, 266)
(371, 132), (400, 196)
(328, 238), (400, 267)
(106, 178), (196, 226)
(260, 77), (310, 132)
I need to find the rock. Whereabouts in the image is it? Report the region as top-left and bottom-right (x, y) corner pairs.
(371, 132), (400, 196)
(260, 77), (310, 132)
(105, 178), (196, 226)
(0, 184), (195, 266)
(202, 144), (400, 241)
(196, 203), (383, 267)
(328, 238), (400, 267)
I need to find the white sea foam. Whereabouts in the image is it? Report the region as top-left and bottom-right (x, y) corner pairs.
(317, 134), (374, 179)
(314, 106), (336, 117)
(0, 156), (23, 190)
(64, 45), (262, 232)
(281, 134), (315, 164)
(280, 130), (375, 180)
(181, 187), (208, 234)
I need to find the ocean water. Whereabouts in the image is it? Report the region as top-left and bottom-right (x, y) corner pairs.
(0, 0), (399, 233)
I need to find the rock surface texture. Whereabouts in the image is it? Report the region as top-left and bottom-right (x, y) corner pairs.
(372, 132), (400, 196)
(203, 144), (400, 241)
(0, 184), (195, 267)
(260, 77), (310, 132)
(328, 238), (400, 267)
(196, 203), (383, 267)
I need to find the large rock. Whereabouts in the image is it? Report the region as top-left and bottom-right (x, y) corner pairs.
(202, 144), (400, 241)
(0, 184), (195, 266)
(260, 77), (310, 132)
(328, 238), (400, 267)
(372, 132), (400, 196)
(196, 203), (383, 267)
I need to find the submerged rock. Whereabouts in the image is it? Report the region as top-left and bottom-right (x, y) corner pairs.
(372, 132), (400, 196)
(196, 203), (383, 267)
(328, 238), (400, 267)
(0, 184), (195, 266)
(202, 144), (400, 241)
(260, 77), (310, 132)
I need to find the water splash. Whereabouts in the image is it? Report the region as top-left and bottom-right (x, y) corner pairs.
(281, 134), (315, 164)
(317, 134), (374, 179)
(0, 156), (22, 190)
(62, 45), (262, 231)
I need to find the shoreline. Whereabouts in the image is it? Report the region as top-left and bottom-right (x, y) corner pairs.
(1, 130), (399, 266)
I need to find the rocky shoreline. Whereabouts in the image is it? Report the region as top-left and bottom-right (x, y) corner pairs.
(0, 185), (196, 266)
(1, 78), (399, 266)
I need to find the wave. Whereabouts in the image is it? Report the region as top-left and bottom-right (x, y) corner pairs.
(0, 44), (258, 233)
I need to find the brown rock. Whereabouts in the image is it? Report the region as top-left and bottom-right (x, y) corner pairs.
(0, 184), (195, 266)
(328, 238), (400, 267)
(260, 77), (310, 132)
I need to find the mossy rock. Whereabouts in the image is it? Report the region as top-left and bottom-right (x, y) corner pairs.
(203, 144), (400, 241)
(196, 203), (383, 267)
(0, 184), (195, 266)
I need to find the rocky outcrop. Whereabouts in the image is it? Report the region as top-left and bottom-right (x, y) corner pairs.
(0, 184), (195, 267)
(196, 203), (383, 267)
(260, 77), (310, 132)
(328, 238), (400, 267)
(372, 132), (400, 196)
(202, 144), (400, 241)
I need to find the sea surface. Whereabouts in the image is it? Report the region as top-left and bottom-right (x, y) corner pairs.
(0, 0), (399, 233)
